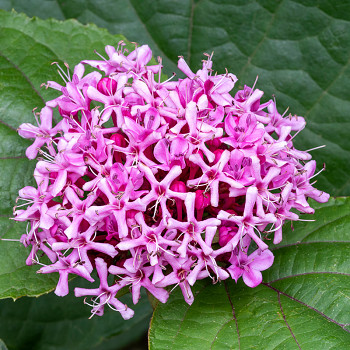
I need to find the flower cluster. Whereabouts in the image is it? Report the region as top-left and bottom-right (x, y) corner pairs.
(13, 43), (329, 319)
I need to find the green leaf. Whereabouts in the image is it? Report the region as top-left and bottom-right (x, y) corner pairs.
(0, 278), (152, 350)
(149, 198), (350, 349)
(0, 1), (349, 195)
(0, 218), (59, 299)
(0, 10), (132, 299)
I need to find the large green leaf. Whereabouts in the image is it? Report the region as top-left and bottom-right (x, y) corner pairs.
(0, 10), (132, 298)
(1, 0), (349, 195)
(149, 197), (350, 349)
(0, 278), (152, 350)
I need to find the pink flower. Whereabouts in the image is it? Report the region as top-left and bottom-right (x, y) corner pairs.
(18, 107), (63, 159)
(75, 258), (134, 319)
(38, 250), (94, 297)
(13, 43), (329, 318)
(228, 248), (274, 288)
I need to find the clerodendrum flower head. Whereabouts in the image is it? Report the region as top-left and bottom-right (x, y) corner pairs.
(13, 42), (329, 319)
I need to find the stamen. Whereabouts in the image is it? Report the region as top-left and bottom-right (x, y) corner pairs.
(56, 68), (68, 84)
(0, 238), (21, 242)
(169, 282), (180, 294)
(304, 145), (326, 152)
(248, 75), (259, 98)
(160, 72), (177, 85)
(64, 62), (71, 81)
(94, 49), (108, 62)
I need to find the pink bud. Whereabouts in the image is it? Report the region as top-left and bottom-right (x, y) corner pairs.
(213, 149), (224, 164)
(219, 224), (238, 247)
(111, 133), (127, 147)
(170, 180), (187, 193)
(195, 190), (210, 210)
(97, 77), (117, 95)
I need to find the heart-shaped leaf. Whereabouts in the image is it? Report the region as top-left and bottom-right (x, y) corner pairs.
(1, 1), (349, 195)
(0, 10), (130, 299)
(149, 197), (350, 349)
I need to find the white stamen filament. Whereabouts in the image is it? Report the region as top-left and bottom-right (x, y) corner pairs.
(305, 145), (326, 152)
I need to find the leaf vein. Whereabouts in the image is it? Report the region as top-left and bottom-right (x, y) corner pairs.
(238, 0), (284, 78)
(263, 283), (350, 332)
(0, 119), (16, 132)
(209, 317), (235, 350)
(304, 50), (350, 118)
(169, 283), (208, 348)
(277, 292), (302, 349)
(128, 0), (175, 67)
(0, 156), (26, 160)
(224, 281), (241, 350)
(300, 213), (350, 243)
(0, 50), (46, 107)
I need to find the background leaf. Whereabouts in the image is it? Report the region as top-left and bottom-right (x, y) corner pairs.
(149, 197), (350, 349)
(0, 4), (349, 350)
(0, 10), (132, 299)
(0, 219), (59, 299)
(0, 0), (349, 195)
(0, 278), (152, 350)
